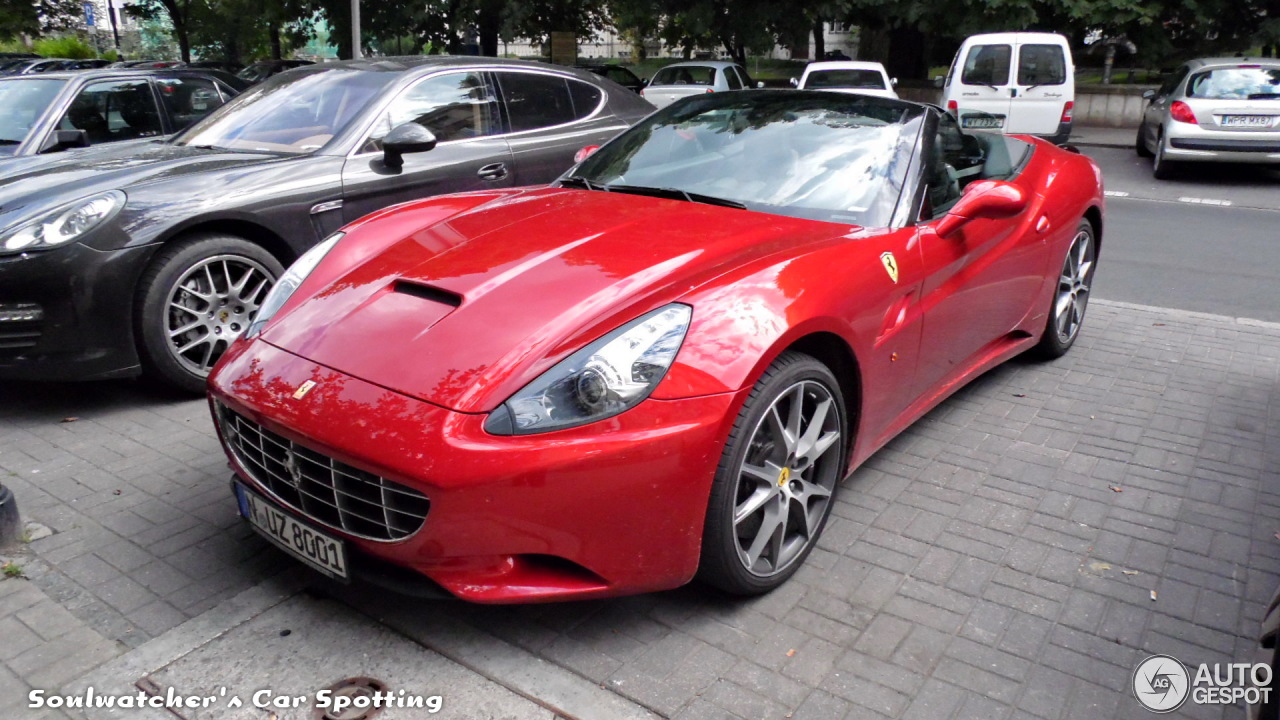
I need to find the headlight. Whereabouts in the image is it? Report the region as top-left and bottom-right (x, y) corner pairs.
(485, 304), (692, 435)
(245, 232), (343, 339)
(0, 191), (125, 254)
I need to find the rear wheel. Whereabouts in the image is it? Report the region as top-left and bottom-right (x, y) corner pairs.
(1032, 219), (1096, 359)
(136, 233), (282, 393)
(698, 351), (847, 595)
(1135, 124), (1153, 158)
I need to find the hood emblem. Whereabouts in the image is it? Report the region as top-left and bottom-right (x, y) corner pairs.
(880, 252), (899, 284)
(292, 380), (317, 400)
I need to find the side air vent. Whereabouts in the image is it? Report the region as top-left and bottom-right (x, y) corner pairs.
(393, 282), (462, 307)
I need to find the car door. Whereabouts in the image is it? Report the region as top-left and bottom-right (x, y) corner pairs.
(340, 70), (515, 223)
(913, 116), (1044, 395)
(954, 42), (1013, 131)
(1005, 42), (1069, 135)
(494, 69), (624, 185)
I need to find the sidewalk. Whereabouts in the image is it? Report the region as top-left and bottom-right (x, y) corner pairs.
(2, 297), (1279, 719)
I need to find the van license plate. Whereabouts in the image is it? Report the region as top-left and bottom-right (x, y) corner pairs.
(962, 115), (1005, 129)
(236, 483), (348, 580)
(1221, 115), (1273, 128)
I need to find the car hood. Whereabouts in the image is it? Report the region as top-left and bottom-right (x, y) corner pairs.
(262, 187), (848, 412)
(0, 141), (288, 230)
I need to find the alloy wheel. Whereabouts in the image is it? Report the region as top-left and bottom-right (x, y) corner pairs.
(165, 254), (275, 376)
(1054, 228), (1094, 344)
(732, 380), (843, 577)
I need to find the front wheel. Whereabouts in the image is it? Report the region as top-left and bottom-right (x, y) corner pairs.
(698, 351), (847, 595)
(1031, 219), (1096, 359)
(136, 234), (283, 393)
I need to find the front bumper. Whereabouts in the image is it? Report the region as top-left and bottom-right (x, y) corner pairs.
(0, 241), (153, 381)
(209, 338), (745, 603)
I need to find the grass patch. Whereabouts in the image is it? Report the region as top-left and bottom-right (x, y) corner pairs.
(2, 561), (23, 579)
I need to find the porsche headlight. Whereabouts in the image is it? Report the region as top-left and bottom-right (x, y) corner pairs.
(245, 232), (343, 339)
(0, 191), (125, 254)
(485, 304), (692, 435)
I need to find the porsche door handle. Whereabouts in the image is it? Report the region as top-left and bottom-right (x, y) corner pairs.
(478, 163), (508, 181)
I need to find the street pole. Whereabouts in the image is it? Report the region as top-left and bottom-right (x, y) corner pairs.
(106, 0), (121, 55)
(350, 0), (361, 59)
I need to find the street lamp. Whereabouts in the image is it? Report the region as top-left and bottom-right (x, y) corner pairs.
(351, 0), (361, 59)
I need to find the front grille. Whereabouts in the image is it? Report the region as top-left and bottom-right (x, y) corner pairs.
(0, 303), (43, 359)
(218, 404), (430, 541)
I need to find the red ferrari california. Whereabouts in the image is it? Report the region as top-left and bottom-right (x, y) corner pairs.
(209, 91), (1104, 603)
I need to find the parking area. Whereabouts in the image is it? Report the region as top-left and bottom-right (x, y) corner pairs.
(2, 297), (1278, 719)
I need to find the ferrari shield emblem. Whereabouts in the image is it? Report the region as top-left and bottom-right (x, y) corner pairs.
(880, 252), (899, 284)
(292, 380), (317, 400)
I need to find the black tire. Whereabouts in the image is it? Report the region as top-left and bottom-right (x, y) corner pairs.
(136, 233), (283, 393)
(698, 351), (847, 595)
(1031, 219), (1096, 360)
(1152, 134), (1177, 179)
(1135, 124), (1153, 158)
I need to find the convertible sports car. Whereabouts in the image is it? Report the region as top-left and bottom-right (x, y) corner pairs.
(209, 91), (1104, 603)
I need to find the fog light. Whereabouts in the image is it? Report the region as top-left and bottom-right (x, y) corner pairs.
(0, 303), (42, 323)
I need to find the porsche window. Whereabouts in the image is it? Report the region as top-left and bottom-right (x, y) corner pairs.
(0, 78), (65, 153)
(176, 69), (390, 154)
(360, 71), (499, 153)
(573, 93), (923, 227)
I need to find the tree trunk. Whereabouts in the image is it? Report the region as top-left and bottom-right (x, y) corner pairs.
(858, 27), (889, 65)
(885, 25), (926, 80)
(812, 18), (824, 61)
(1102, 43), (1116, 85)
(477, 0), (502, 56)
(269, 22), (282, 60)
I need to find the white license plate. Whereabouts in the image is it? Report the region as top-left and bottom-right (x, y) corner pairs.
(237, 484), (348, 580)
(962, 115), (1005, 129)
(1221, 115), (1273, 128)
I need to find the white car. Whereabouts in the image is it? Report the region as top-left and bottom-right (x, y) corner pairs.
(640, 61), (756, 108)
(792, 61), (898, 98)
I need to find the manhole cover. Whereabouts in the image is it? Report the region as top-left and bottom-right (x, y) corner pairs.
(311, 677), (389, 720)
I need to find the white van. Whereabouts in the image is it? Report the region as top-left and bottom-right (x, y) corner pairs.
(941, 32), (1074, 144)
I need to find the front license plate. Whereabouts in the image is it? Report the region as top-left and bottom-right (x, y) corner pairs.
(236, 484), (348, 580)
(962, 115), (1005, 129)
(1221, 115), (1273, 128)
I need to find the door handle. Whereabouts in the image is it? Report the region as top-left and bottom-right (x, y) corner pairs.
(478, 163), (508, 181)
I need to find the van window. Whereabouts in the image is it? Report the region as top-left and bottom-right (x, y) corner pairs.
(962, 45), (1011, 86)
(1017, 44), (1067, 86)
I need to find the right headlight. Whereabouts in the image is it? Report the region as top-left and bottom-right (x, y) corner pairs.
(245, 232), (343, 339)
(485, 304), (692, 435)
(0, 191), (125, 254)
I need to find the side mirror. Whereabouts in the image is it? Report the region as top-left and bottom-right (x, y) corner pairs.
(382, 122), (437, 169)
(39, 128), (89, 154)
(891, 77), (899, 87)
(1142, 89), (1156, 100)
(933, 75), (945, 88)
(789, 77), (799, 88)
(756, 81), (765, 89)
(573, 145), (600, 163)
(935, 180), (1028, 239)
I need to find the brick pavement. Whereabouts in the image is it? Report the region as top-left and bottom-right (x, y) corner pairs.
(1, 298), (1278, 719)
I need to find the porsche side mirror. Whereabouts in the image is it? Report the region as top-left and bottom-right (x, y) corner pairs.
(574, 145), (600, 163)
(39, 128), (89, 154)
(382, 122), (437, 169)
(789, 77), (799, 88)
(936, 180), (1028, 239)
(1142, 89), (1156, 100)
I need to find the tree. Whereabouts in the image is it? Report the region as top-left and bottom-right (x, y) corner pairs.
(0, 0), (81, 42)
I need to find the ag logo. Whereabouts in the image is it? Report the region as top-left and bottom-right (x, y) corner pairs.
(1133, 654), (1190, 713)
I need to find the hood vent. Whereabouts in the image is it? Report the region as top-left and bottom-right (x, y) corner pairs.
(393, 281), (461, 307)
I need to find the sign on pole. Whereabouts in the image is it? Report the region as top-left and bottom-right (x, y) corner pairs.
(83, 1), (95, 26)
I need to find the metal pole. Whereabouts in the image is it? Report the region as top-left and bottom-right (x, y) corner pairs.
(105, 0), (121, 54)
(350, 0), (361, 58)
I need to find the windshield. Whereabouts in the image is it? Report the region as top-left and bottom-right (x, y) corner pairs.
(571, 91), (922, 227)
(806, 69), (886, 90)
(0, 78), (67, 154)
(175, 69), (390, 154)
(1187, 66), (1280, 99)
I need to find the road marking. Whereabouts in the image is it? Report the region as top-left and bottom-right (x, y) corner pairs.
(1104, 190), (1130, 197)
(1178, 196), (1233, 206)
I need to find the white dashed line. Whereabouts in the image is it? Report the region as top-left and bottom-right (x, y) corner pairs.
(1104, 190), (1130, 197)
(1177, 196), (1233, 206)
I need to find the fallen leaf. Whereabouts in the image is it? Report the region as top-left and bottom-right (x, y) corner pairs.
(1150, 590), (1157, 601)
(60, 417), (79, 423)
(786, 649), (796, 657)
(1012, 393), (1026, 398)
(1122, 570), (1140, 576)
(1109, 486), (1123, 493)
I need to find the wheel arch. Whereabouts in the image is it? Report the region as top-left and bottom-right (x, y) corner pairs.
(774, 331), (863, 459)
(1084, 205), (1103, 251)
(154, 218), (299, 268)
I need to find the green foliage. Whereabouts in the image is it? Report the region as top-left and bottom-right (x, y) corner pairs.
(1, 561), (22, 579)
(33, 35), (97, 58)
(0, 0), (83, 41)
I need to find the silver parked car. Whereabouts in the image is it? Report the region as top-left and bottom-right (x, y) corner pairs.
(640, 61), (757, 108)
(1136, 57), (1280, 179)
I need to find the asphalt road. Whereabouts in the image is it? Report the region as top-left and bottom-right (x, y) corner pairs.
(1080, 146), (1280, 322)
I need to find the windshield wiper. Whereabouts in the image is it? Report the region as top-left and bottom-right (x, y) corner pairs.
(605, 184), (747, 209)
(559, 175), (607, 191)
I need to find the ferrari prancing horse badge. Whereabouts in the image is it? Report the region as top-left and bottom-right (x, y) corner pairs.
(880, 252), (899, 284)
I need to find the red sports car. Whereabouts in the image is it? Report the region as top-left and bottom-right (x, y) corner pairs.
(209, 91), (1104, 603)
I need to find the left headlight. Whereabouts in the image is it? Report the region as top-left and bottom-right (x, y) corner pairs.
(0, 191), (126, 254)
(245, 232), (343, 339)
(485, 304), (692, 435)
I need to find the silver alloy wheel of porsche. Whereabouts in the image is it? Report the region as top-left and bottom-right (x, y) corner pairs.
(1055, 227), (1094, 344)
(733, 379), (843, 577)
(165, 254), (275, 376)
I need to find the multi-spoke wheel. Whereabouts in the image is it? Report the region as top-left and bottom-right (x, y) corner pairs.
(137, 234), (283, 393)
(699, 351), (847, 595)
(1033, 219), (1096, 359)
